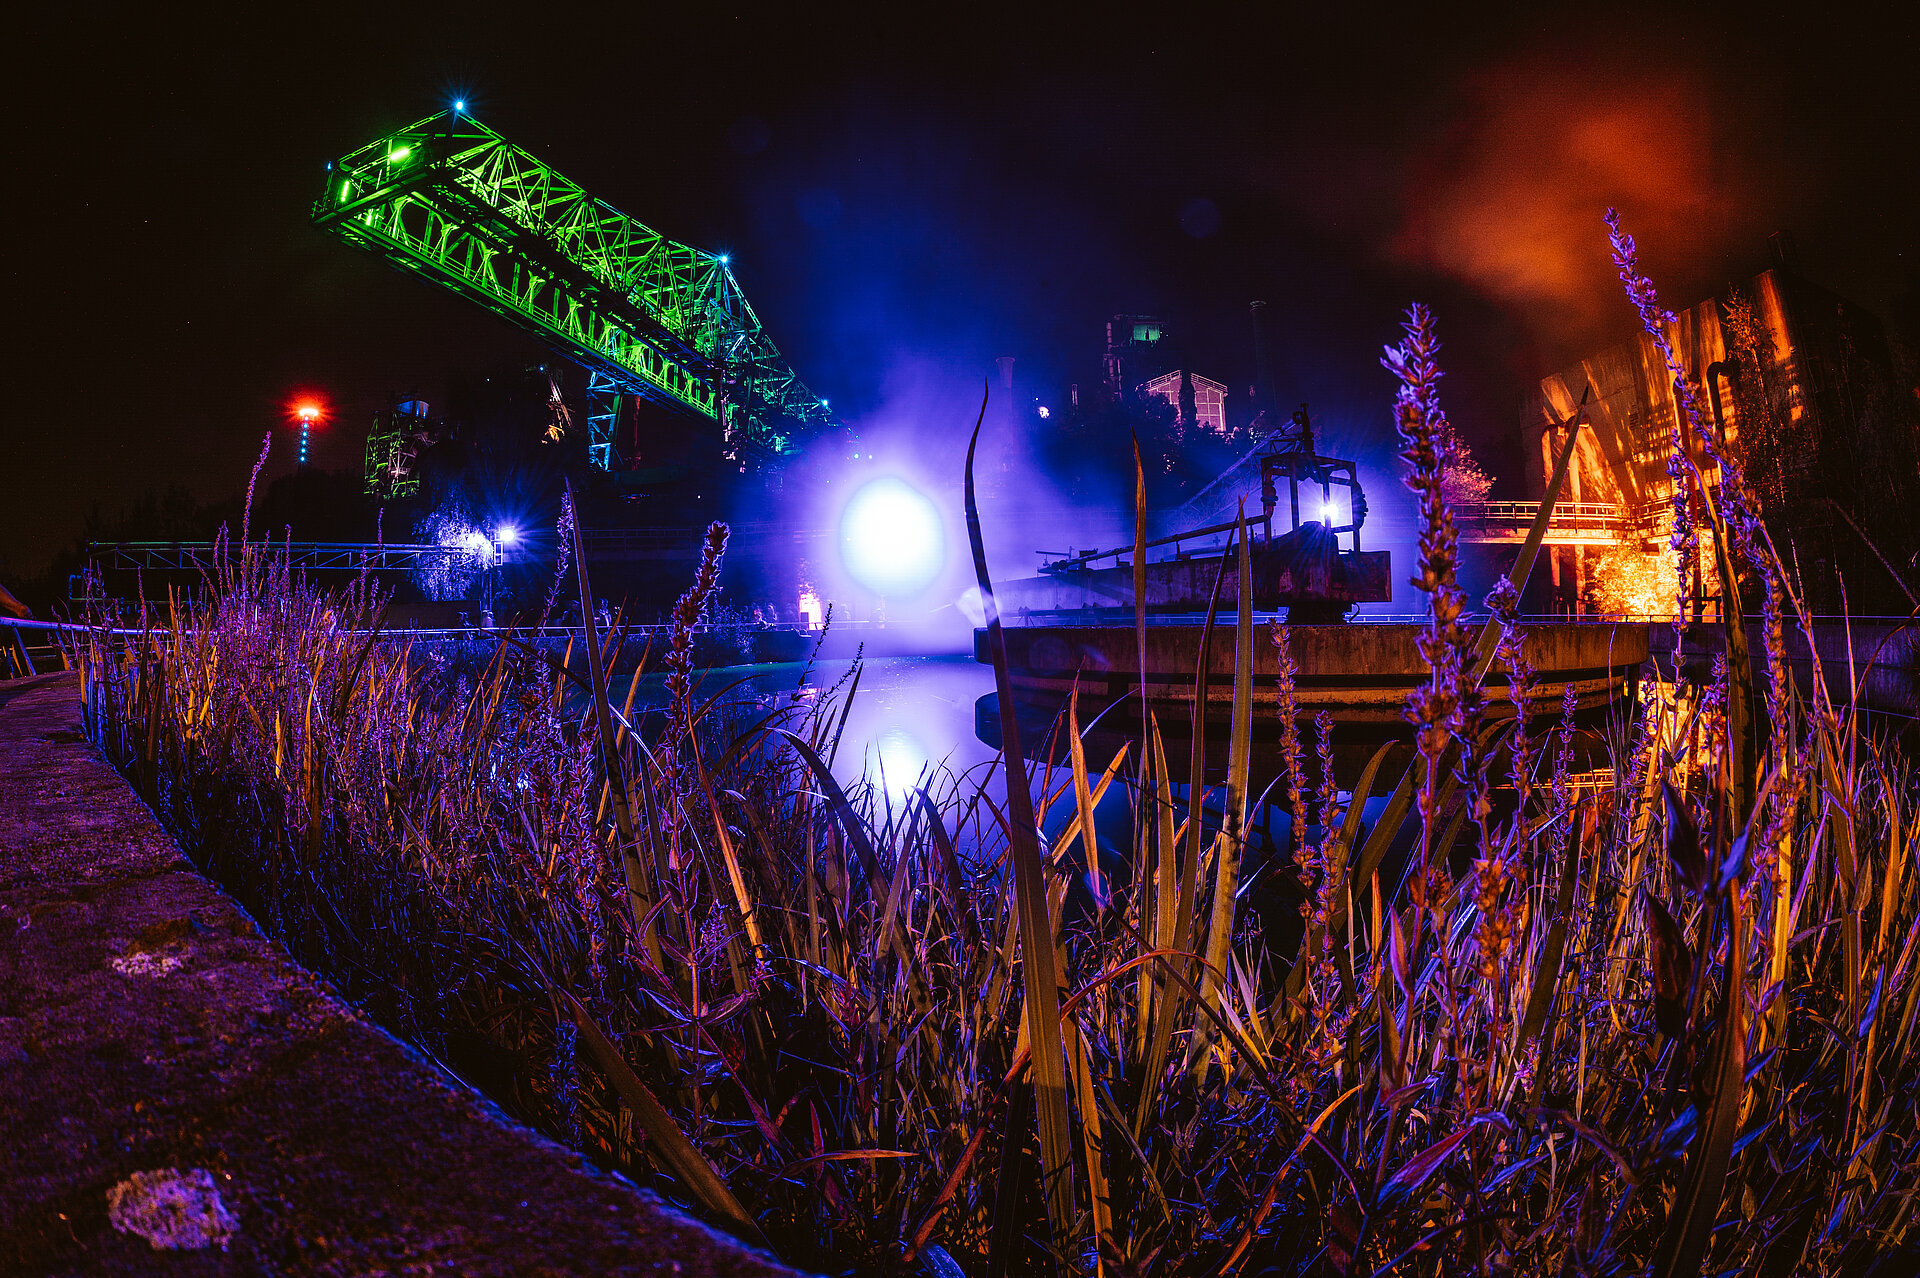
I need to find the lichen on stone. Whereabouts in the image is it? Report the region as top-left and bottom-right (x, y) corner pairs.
(110, 949), (185, 976)
(106, 1167), (239, 1250)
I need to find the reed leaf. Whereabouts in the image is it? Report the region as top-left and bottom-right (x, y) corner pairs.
(1193, 506), (1255, 1074)
(1650, 888), (1748, 1278)
(550, 986), (767, 1249)
(1134, 539), (1231, 1137)
(964, 385), (1078, 1265)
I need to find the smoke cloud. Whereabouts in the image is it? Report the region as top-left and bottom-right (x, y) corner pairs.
(1386, 48), (1776, 350)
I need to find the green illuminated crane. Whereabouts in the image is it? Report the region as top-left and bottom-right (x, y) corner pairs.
(313, 109), (833, 469)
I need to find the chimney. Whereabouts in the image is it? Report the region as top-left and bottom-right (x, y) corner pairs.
(1250, 301), (1281, 425)
(995, 357), (1017, 470)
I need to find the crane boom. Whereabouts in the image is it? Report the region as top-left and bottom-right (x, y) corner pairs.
(312, 109), (831, 468)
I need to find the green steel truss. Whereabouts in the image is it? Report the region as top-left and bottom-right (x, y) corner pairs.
(313, 110), (832, 467)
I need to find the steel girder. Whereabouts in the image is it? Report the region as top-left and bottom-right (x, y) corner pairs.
(312, 110), (831, 465)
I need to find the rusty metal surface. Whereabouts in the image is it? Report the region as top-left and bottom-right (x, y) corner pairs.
(976, 621), (1652, 725)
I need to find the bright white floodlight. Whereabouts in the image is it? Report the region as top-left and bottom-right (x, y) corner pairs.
(839, 477), (944, 597)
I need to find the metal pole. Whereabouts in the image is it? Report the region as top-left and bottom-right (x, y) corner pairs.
(7, 623), (36, 677)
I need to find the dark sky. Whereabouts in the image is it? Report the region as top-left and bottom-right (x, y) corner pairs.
(4, 2), (1915, 579)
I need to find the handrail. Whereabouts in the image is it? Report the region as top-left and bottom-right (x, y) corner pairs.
(86, 541), (500, 573)
(1039, 516), (1278, 571)
(1456, 501), (1622, 518)
(88, 540), (452, 552)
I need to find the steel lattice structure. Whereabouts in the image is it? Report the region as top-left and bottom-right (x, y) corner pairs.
(313, 110), (832, 468)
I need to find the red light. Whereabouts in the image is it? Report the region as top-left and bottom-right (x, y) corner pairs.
(287, 396), (327, 466)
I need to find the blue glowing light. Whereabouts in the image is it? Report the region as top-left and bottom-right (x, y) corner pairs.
(454, 99), (465, 111)
(839, 477), (945, 597)
(871, 726), (928, 802)
(496, 525), (519, 545)
(719, 254), (729, 264)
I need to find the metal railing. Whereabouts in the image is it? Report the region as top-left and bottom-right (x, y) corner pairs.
(87, 541), (500, 573)
(1006, 608), (1678, 627)
(1453, 501), (1627, 545)
(2, 618), (120, 678)
(1, 615), (847, 679)
(1037, 516), (1281, 572)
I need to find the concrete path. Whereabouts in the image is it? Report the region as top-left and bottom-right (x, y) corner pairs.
(0, 673), (799, 1276)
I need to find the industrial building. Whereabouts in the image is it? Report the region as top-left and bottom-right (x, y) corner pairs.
(1523, 235), (1920, 616)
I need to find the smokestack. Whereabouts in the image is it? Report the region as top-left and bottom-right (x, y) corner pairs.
(1249, 301), (1281, 427)
(995, 356), (1016, 476)
(1769, 231), (1799, 272)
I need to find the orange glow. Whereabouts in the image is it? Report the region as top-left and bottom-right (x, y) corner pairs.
(1376, 45), (1775, 351)
(1590, 544), (1675, 617)
(1588, 541), (1720, 619)
(288, 397), (328, 424)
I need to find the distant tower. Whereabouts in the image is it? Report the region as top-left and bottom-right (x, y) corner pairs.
(1249, 301), (1282, 430)
(296, 404), (318, 467)
(996, 356), (1017, 432)
(290, 399), (326, 468)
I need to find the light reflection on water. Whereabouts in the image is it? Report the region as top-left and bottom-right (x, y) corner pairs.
(628, 654), (1347, 920)
(634, 654), (1001, 809)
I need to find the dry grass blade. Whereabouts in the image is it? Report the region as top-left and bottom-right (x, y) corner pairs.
(964, 383), (1078, 1264)
(1517, 802), (1585, 1071)
(550, 986), (768, 1249)
(565, 480), (655, 949)
(1137, 713), (1179, 1057)
(1650, 891), (1747, 1277)
(1133, 544), (1231, 1137)
(1217, 1083), (1365, 1276)
(919, 786), (980, 953)
(1063, 688), (1115, 1260)
(1134, 433), (1149, 747)
(1193, 505), (1255, 1074)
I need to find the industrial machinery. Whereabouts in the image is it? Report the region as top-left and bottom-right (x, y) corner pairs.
(313, 108), (834, 471)
(1002, 406), (1390, 623)
(363, 399), (447, 500)
(976, 401), (1651, 780)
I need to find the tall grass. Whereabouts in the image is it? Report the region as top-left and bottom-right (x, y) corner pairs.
(75, 227), (1920, 1275)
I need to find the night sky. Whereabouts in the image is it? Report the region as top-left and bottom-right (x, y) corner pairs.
(4, 2), (1915, 582)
